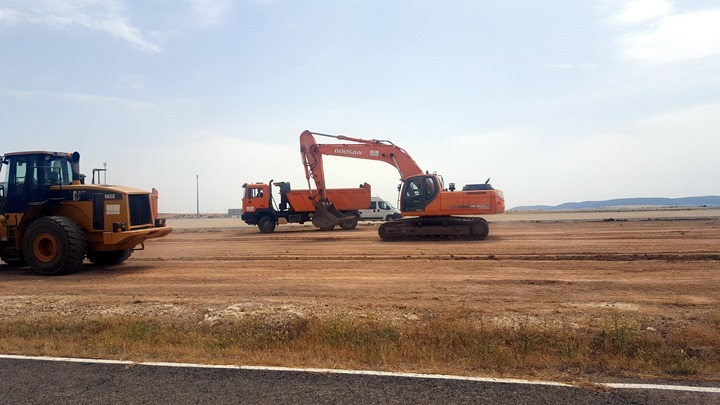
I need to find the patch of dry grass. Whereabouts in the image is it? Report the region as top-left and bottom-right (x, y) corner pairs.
(1, 309), (719, 382)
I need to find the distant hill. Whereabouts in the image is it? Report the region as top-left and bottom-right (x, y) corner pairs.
(511, 196), (720, 211)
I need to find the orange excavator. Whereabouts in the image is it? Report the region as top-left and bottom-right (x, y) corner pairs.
(299, 130), (505, 241)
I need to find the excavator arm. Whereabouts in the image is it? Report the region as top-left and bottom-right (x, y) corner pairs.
(299, 131), (330, 202)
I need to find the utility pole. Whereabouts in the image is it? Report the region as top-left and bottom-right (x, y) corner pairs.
(196, 174), (200, 217)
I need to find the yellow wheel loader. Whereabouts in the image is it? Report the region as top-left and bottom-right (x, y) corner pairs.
(0, 151), (171, 275)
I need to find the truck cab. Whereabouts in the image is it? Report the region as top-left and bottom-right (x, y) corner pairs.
(242, 182), (271, 214)
(359, 197), (402, 221)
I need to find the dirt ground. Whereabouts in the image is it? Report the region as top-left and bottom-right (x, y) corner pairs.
(1, 209), (719, 332)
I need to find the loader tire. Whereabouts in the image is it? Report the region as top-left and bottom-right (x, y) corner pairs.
(23, 216), (86, 276)
(87, 249), (132, 266)
(257, 216), (276, 233)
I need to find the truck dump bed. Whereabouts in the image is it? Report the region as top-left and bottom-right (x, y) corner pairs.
(284, 183), (371, 213)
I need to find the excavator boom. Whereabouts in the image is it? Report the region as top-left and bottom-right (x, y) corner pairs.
(308, 132), (424, 179)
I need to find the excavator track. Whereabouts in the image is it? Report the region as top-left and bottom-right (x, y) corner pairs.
(378, 217), (489, 241)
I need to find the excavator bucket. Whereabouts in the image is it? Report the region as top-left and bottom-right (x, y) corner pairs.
(312, 200), (352, 230)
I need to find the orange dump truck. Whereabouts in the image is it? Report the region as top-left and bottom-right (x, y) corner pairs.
(241, 181), (371, 233)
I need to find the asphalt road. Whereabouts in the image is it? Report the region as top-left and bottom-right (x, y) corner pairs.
(1, 357), (719, 404)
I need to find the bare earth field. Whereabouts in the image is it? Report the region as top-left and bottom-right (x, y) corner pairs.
(1, 208), (719, 381)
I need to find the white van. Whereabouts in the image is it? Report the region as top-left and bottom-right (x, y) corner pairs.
(359, 197), (402, 221)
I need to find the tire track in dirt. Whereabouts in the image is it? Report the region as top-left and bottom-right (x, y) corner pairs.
(131, 253), (720, 262)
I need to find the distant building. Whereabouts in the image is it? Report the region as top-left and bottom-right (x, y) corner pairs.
(228, 208), (243, 217)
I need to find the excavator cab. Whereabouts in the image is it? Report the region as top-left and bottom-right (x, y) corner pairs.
(400, 175), (440, 212)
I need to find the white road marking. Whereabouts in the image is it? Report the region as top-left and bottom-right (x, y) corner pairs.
(1, 354), (719, 393)
(602, 383), (720, 393)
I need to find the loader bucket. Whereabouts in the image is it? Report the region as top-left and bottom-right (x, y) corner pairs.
(312, 200), (352, 230)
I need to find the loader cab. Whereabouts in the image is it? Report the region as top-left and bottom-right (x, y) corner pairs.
(400, 174), (440, 212)
(1, 152), (74, 214)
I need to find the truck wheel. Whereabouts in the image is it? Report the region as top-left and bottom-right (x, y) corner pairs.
(257, 216), (276, 233)
(23, 216), (86, 276)
(87, 249), (132, 266)
(338, 216), (359, 230)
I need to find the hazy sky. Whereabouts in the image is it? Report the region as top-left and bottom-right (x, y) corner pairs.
(2, 0), (719, 212)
